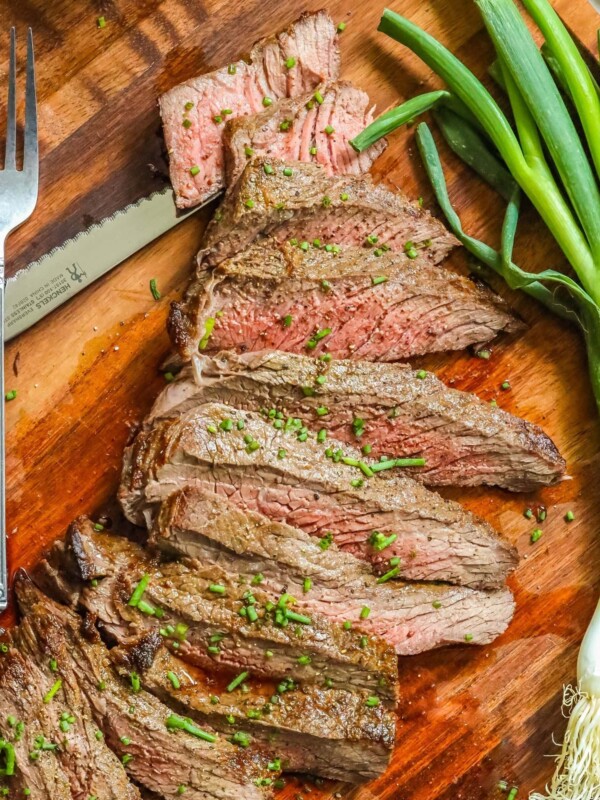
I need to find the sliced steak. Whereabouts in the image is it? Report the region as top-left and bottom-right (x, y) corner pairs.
(198, 157), (457, 266)
(0, 645), (75, 799)
(154, 350), (564, 491)
(168, 237), (519, 363)
(15, 573), (275, 800)
(224, 81), (385, 187)
(3, 634), (141, 800)
(61, 519), (399, 698)
(116, 643), (395, 783)
(151, 486), (515, 653)
(160, 12), (340, 208)
(121, 402), (517, 591)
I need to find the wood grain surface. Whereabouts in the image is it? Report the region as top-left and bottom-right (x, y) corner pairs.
(1, 0), (599, 798)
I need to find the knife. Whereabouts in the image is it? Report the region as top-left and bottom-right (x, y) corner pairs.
(5, 188), (208, 341)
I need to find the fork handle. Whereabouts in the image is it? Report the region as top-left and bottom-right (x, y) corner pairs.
(0, 245), (6, 613)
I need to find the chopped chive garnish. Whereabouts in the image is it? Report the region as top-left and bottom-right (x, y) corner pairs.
(189, 164), (200, 176)
(316, 406), (329, 416)
(167, 672), (180, 690)
(303, 577), (312, 593)
(245, 199), (255, 208)
(130, 672), (141, 693)
(49, 659), (58, 672)
(227, 672), (249, 692)
(209, 583), (226, 595)
(317, 429), (327, 443)
(358, 461), (374, 477)
(360, 606), (371, 619)
(501, 380), (511, 391)
(166, 714), (217, 742)
(297, 655), (312, 665)
(432, 600), (442, 609)
(318, 532), (333, 551)
(128, 573), (150, 607)
(221, 108), (232, 115)
(277, 448), (287, 459)
(231, 731), (251, 747)
(227, 63), (237, 74)
(371, 275), (388, 286)
(198, 317), (215, 350)
(377, 566), (400, 584)
(263, 163), (274, 175)
(366, 696), (380, 707)
(284, 57), (296, 68)
(283, 166), (293, 176)
(565, 510), (575, 522)
(97, 16), (107, 28)
(184, 101), (194, 111)
(0, 742), (15, 776)
(531, 528), (543, 543)
(286, 610), (311, 625)
(251, 573), (264, 585)
(279, 120), (292, 132)
(369, 531), (398, 552)
(310, 146), (317, 155)
(524, 508), (534, 520)
(282, 314), (293, 327)
(219, 418), (233, 431)
(314, 90), (324, 104)
(337, 21), (347, 31)
(43, 680), (62, 704)
(322, 195), (332, 207)
(206, 424), (218, 434)
(182, 118), (192, 128)
(343, 621), (352, 630)
(244, 146), (254, 157)
(464, 633), (474, 642)
(324, 125), (335, 135)
(476, 348), (491, 360)
(262, 96), (273, 107)
(416, 370), (427, 379)
(362, 443), (372, 455)
(237, 419), (245, 430)
(213, 115), (223, 124)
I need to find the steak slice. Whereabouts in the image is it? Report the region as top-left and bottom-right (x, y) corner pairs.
(115, 642), (395, 783)
(6, 633), (141, 800)
(168, 238), (520, 363)
(121, 402), (517, 591)
(14, 573), (275, 800)
(223, 81), (386, 187)
(151, 486), (515, 653)
(198, 157), (457, 267)
(0, 645), (75, 799)
(62, 519), (399, 699)
(160, 12), (340, 209)
(156, 350), (564, 491)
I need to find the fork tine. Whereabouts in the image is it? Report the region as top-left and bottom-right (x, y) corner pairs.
(4, 28), (16, 170)
(23, 27), (38, 177)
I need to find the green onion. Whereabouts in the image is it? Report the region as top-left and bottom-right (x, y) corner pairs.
(365, 696), (380, 707)
(310, 146), (318, 155)
(227, 63), (237, 74)
(97, 16), (106, 28)
(244, 199), (255, 209)
(189, 165), (200, 176)
(369, 531), (398, 552)
(530, 528), (543, 543)
(4, 390), (16, 402)
(209, 583), (226, 595)
(231, 731), (251, 747)
(337, 21), (347, 32)
(166, 714), (217, 742)
(371, 275), (388, 286)
(566, 510), (575, 522)
(303, 577), (312, 593)
(284, 57), (296, 69)
(318, 532), (333, 551)
(130, 672), (141, 693)
(182, 118), (192, 128)
(227, 672), (249, 692)
(128, 574), (150, 607)
(360, 606), (371, 619)
(324, 125), (335, 135)
(283, 167), (293, 177)
(262, 96), (272, 107)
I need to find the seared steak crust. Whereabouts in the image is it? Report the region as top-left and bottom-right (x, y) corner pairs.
(61, 519), (399, 699)
(155, 350), (564, 491)
(122, 644), (395, 783)
(151, 486), (515, 654)
(121, 402), (517, 591)
(15, 573), (275, 800)
(168, 238), (520, 362)
(160, 12), (340, 208)
(223, 81), (386, 187)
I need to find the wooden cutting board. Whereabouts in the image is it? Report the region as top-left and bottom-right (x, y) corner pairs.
(2, 0), (600, 798)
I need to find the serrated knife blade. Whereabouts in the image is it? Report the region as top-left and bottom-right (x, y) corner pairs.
(5, 187), (207, 341)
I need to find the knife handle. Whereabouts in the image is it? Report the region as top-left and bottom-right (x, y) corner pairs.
(0, 251), (7, 613)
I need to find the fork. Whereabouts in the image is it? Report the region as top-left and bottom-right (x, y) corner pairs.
(0, 28), (38, 612)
